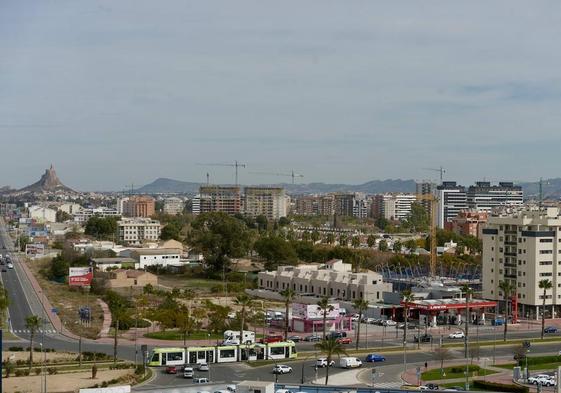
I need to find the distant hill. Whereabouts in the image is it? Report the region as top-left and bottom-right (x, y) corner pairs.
(136, 177), (417, 195)
(19, 165), (74, 193)
(520, 178), (561, 199)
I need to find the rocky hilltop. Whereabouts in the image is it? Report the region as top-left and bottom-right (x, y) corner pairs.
(19, 165), (74, 193)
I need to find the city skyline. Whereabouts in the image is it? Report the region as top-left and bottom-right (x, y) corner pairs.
(3, 1), (561, 189)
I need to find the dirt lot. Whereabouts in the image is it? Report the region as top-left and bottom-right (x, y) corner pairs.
(26, 258), (103, 339)
(4, 369), (133, 393)
(4, 350), (77, 362)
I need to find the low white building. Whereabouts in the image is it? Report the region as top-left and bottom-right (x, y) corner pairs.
(163, 197), (184, 215)
(28, 206), (57, 223)
(258, 259), (392, 303)
(73, 207), (120, 224)
(129, 248), (182, 269)
(118, 218), (161, 245)
(59, 203), (83, 215)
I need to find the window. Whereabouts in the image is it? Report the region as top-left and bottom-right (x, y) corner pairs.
(219, 349), (235, 358)
(540, 239), (553, 243)
(540, 261), (553, 266)
(540, 272), (553, 277)
(270, 346), (285, 356)
(167, 352), (183, 362)
(540, 250), (553, 254)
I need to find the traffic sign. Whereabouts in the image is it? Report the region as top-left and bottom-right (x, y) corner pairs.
(51, 308), (58, 314)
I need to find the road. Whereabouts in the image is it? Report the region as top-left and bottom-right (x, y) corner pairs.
(1, 219), (560, 390)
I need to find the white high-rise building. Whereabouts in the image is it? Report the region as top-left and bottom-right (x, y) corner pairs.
(163, 197), (184, 215)
(467, 182), (523, 212)
(436, 182), (468, 228)
(118, 218), (161, 245)
(244, 187), (287, 220)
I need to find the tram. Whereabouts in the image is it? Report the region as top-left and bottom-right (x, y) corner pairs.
(148, 341), (297, 367)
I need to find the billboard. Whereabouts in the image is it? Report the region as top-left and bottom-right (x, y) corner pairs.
(69, 267), (93, 287)
(292, 303), (340, 320)
(25, 243), (45, 256)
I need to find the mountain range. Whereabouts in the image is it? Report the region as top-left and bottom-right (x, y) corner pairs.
(136, 177), (561, 198)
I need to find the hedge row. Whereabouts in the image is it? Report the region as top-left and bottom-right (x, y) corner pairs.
(472, 380), (528, 393)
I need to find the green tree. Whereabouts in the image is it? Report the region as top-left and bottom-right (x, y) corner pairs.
(325, 233), (335, 245)
(315, 338), (347, 385)
(25, 315), (41, 369)
(351, 236), (360, 248)
(105, 291), (130, 364)
(499, 280), (515, 342)
(317, 296), (334, 339)
(403, 203), (429, 232)
(404, 239), (417, 252)
(376, 217), (389, 231)
(280, 288), (296, 340)
(55, 210), (72, 222)
(378, 239), (388, 252)
(160, 223), (181, 241)
(402, 289), (414, 345)
(338, 234), (348, 246)
(255, 215), (268, 232)
(352, 298), (369, 350)
(393, 240), (402, 253)
(539, 279), (553, 340)
(311, 230), (321, 243)
(253, 236), (297, 270)
(84, 216), (119, 240)
(367, 234), (377, 248)
(190, 212), (252, 274)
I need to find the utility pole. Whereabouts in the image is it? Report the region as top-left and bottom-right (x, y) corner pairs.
(206, 173), (210, 185)
(539, 177), (543, 209)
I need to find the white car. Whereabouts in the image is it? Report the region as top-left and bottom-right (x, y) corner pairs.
(529, 375), (556, 386)
(275, 390), (292, 393)
(198, 363), (210, 371)
(383, 320), (397, 326)
(316, 357), (335, 368)
(350, 314), (360, 322)
(193, 377), (209, 384)
(226, 386), (236, 392)
(449, 331), (465, 339)
(6, 263), (13, 269)
(272, 364), (293, 374)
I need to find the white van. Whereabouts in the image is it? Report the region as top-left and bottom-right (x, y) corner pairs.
(339, 357), (362, 369)
(223, 330), (255, 345)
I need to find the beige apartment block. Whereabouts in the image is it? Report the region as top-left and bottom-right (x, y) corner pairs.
(482, 207), (561, 319)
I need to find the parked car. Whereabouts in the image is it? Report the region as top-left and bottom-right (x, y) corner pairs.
(272, 365), (293, 374)
(420, 383), (439, 390)
(491, 318), (504, 326)
(336, 337), (352, 344)
(288, 335), (301, 342)
(414, 334), (433, 343)
(383, 320), (397, 326)
(544, 326), (558, 334)
(365, 354), (386, 362)
(183, 367), (194, 378)
(193, 377), (209, 384)
(165, 366), (178, 374)
(316, 357), (335, 368)
(261, 335), (284, 344)
(275, 390), (292, 393)
(304, 334), (322, 342)
(198, 363), (209, 371)
(226, 385), (236, 392)
(7, 263), (13, 269)
(350, 314), (360, 322)
(449, 331), (465, 339)
(339, 357), (362, 368)
(327, 331), (347, 339)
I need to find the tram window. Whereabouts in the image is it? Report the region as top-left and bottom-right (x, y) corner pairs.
(291, 345), (297, 354)
(220, 349), (235, 358)
(270, 347), (285, 356)
(167, 352), (183, 362)
(197, 351), (206, 360)
(151, 353), (160, 363)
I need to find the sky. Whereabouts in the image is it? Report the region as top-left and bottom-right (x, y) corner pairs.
(2, 1), (561, 191)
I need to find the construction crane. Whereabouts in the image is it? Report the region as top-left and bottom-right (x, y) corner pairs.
(415, 193), (439, 280)
(248, 170), (304, 184)
(422, 166), (446, 184)
(197, 161), (246, 185)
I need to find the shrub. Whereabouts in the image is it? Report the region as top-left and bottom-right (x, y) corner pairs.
(47, 367), (58, 375)
(135, 365), (145, 375)
(34, 368), (41, 375)
(23, 370), (30, 376)
(14, 369), (24, 377)
(8, 346), (24, 351)
(472, 380), (528, 393)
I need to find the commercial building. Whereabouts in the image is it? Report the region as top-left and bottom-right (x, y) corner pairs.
(123, 196), (156, 218)
(118, 218), (161, 245)
(163, 197), (184, 215)
(130, 248), (182, 269)
(445, 210), (488, 238)
(244, 187), (287, 220)
(194, 186), (242, 215)
(28, 206), (57, 223)
(436, 182), (468, 228)
(416, 181), (437, 216)
(482, 208), (561, 319)
(467, 182), (523, 212)
(258, 259), (392, 304)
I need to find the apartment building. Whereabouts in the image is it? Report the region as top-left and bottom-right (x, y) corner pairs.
(123, 196), (156, 218)
(73, 207), (120, 224)
(482, 208), (561, 319)
(244, 187), (287, 220)
(293, 195), (335, 216)
(194, 186), (242, 215)
(163, 197), (184, 215)
(416, 182), (437, 216)
(467, 182), (523, 212)
(258, 259), (392, 303)
(334, 194), (356, 217)
(372, 194), (416, 221)
(445, 210), (488, 238)
(436, 182), (468, 228)
(118, 218), (161, 245)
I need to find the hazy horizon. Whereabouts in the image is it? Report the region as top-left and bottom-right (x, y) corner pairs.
(3, 1), (561, 190)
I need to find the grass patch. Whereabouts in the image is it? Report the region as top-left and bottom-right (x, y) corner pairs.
(144, 330), (224, 341)
(421, 365), (497, 381)
(497, 362), (561, 371)
(157, 276), (223, 292)
(26, 258), (103, 339)
(444, 337), (561, 349)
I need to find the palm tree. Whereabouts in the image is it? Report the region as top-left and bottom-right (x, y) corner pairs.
(317, 296), (334, 339)
(499, 280), (515, 342)
(462, 284), (474, 358)
(539, 279), (553, 340)
(352, 298), (369, 350)
(25, 315), (41, 370)
(280, 288), (296, 340)
(234, 293), (254, 334)
(110, 303), (128, 364)
(401, 289), (414, 374)
(315, 338), (347, 385)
